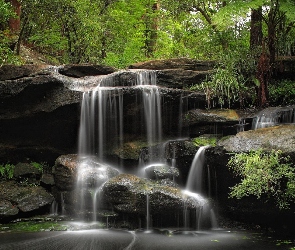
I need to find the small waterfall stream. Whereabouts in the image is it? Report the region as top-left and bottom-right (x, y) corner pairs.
(252, 106), (295, 130)
(76, 70), (163, 221)
(73, 68), (217, 229)
(186, 146), (210, 194)
(185, 145), (218, 229)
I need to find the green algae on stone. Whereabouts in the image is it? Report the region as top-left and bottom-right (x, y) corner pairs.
(0, 221), (68, 233)
(192, 136), (217, 147)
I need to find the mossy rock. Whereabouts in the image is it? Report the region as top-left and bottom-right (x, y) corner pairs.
(218, 124), (295, 153)
(101, 174), (209, 215)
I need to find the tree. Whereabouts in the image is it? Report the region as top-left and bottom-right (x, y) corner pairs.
(7, 0), (20, 34)
(194, 0), (295, 107)
(0, 0), (22, 65)
(144, 1), (159, 57)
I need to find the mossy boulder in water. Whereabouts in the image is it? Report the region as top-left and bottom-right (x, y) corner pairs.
(101, 174), (208, 215)
(53, 154), (120, 191)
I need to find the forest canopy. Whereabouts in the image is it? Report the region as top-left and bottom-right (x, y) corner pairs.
(1, 0), (294, 66)
(1, 0), (295, 107)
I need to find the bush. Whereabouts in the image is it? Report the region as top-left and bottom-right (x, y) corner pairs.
(190, 48), (256, 108)
(268, 79), (295, 106)
(0, 163), (15, 179)
(228, 149), (295, 209)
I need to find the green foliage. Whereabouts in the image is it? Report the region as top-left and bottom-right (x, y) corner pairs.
(0, 0), (15, 24)
(0, 36), (22, 65)
(30, 162), (44, 172)
(0, 163), (15, 180)
(191, 48), (256, 108)
(269, 79), (295, 106)
(192, 136), (217, 147)
(228, 149), (295, 209)
(0, 1), (22, 65)
(0, 221), (68, 232)
(1, 0), (294, 72)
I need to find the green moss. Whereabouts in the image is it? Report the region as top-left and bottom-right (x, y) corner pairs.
(113, 140), (151, 160)
(0, 221), (68, 232)
(192, 136), (217, 147)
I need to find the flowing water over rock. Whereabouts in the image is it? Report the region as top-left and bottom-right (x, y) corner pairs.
(252, 106), (295, 130)
(74, 69), (214, 229)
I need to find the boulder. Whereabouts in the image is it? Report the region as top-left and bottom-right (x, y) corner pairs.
(101, 174), (209, 215)
(53, 154), (120, 191)
(144, 164), (179, 180)
(58, 64), (116, 78)
(0, 200), (19, 217)
(0, 180), (54, 217)
(13, 162), (42, 178)
(218, 124), (295, 153)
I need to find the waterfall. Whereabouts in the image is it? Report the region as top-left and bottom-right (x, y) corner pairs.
(78, 70), (159, 159)
(142, 86), (162, 147)
(186, 146), (209, 194)
(76, 70), (161, 221)
(252, 106), (295, 130)
(185, 145), (218, 229)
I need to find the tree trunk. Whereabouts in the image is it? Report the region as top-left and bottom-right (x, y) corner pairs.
(267, 3), (277, 68)
(250, 8), (267, 107)
(8, 0), (21, 33)
(250, 8), (263, 50)
(256, 40), (270, 107)
(145, 2), (159, 57)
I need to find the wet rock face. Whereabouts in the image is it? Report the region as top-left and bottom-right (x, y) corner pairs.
(144, 164), (179, 180)
(129, 58), (215, 89)
(58, 64), (116, 78)
(101, 174), (208, 216)
(0, 181), (54, 218)
(53, 154), (120, 191)
(218, 124), (295, 153)
(0, 66), (82, 164)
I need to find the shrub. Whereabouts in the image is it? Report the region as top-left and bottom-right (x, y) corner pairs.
(227, 149), (295, 209)
(0, 163), (15, 179)
(190, 48), (256, 108)
(268, 79), (295, 106)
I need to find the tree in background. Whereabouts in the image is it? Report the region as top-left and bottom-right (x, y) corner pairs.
(0, 0), (22, 65)
(1, 0), (295, 88)
(190, 0), (295, 108)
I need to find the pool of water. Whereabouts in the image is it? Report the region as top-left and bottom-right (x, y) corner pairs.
(0, 227), (294, 250)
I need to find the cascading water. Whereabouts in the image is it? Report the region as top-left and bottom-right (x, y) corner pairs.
(186, 146), (209, 194)
(252, 106), (295, 130)
(76, 70), (162, 221)
(73, 68), (216, 230)
(184, 145), (218, 229)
